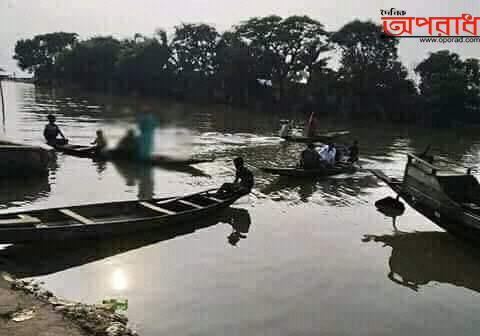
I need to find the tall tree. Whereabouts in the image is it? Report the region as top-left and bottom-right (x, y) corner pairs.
(170, 23), (219, 99)
(332, 20), (416, 121)
(235, 15), (330, 101)
(56, 36), (121, 90)
(214, 31), (259, 105)
(116, 31), (173, 96)
(14, 32), (78, 81)
(415, 50), (480, 126)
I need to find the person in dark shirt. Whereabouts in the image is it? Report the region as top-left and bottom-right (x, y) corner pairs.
(44, 114), (67, 145)
(348, 140), (359, 163)
(300, 143), (320, 169)
(219, 157), (254, 195)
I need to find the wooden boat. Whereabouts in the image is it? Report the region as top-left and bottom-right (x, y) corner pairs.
(281, 130), (350, 143)
(371, 153), (480, 241)
(0, 188), (247, 243)
(261, 162), (356, 177)
(0, 140), (52, 177)
(53, 143), (214, 166)
(0, 207), (251, 277)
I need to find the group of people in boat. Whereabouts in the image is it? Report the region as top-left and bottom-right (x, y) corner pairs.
(299, 140), (359, 169)
(44, 114), (155, 159)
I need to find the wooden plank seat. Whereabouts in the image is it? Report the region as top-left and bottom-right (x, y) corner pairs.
(59, 209), (94, 225)
(178, 200), (203, 209)
(0, 214), (41, 227)
(139, 202), (176, 215)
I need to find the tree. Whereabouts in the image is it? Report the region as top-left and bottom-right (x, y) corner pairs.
(116, 32), (173, 96)
(235, 15), (330, 102)
(415, 51), (480, 126)
(13, 32), (78, 81)
(332, 20), (416, 121)
(56, 36), (121, 90)
(214, 31), (260, 105)
(170, 23), (219, 99)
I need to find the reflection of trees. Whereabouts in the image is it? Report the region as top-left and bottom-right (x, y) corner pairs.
(0, 207), (251, 278)
(363, 231), (480, 293)
(261, 174), (381, 206)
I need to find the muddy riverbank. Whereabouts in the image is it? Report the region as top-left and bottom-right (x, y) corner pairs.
(0, 273), (136, 336)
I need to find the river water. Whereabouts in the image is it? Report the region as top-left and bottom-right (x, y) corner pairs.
(1, 81), (480, 336)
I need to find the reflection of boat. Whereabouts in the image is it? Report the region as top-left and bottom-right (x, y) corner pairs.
(0, 140), (52, 177)
(0, 175), (51, 208)
(261, 162), (356, 177)
(363, 231), (480, 293)
(52, 143), (214, 167)
(0, 207), (251, 278)
(0, 188), (248, 243)
(371, 153), (480, 242)
(281, 130), (350, 143)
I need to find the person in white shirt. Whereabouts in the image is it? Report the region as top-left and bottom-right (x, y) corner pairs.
(319, 143), (337, 166)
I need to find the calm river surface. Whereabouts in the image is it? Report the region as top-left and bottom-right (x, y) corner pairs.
(2, 81), (480, 336)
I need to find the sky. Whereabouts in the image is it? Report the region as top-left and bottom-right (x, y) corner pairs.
(1, 0), (479, 76)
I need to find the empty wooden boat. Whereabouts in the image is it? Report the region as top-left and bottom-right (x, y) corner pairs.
(261, 162), (356, 177)
(0, 188), (247, 243)
(371, 153), (480, 242)
(281, 130), (351, 143)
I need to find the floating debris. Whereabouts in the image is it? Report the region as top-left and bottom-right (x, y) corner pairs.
(12, 308), (36, 322)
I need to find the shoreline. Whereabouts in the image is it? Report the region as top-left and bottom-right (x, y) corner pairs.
(0, 272), (137, 336)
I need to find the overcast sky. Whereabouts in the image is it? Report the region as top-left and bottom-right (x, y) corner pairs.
(1, 0), (479, 75)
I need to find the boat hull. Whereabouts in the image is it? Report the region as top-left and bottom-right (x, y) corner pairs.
(0, 190), (245, 243)
(53, 144), (214, 166)
(261, 164), (356, 177)
(281, 130), (350, 143)
(371, 168), (480, 242)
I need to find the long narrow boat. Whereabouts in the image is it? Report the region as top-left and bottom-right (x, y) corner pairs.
(261, 162), (356, 177)
(371, 153), (480, 242)
(281, 130), (351, 143)
(52, 143), (214, 166)
(0, 188), (247, 243)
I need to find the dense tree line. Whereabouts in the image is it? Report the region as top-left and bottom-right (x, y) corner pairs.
(13, 16), (480, 127)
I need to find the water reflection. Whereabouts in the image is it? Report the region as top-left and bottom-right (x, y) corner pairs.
(0, 175), (51, 209)
(363, 231), (480, 293)
(260, 174), (381, 206)
(111, 268), (128, 291)
(0, 207), (251, 278)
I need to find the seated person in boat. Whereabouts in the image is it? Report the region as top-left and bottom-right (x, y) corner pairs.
(300, 143), (321, 169)
(348, 140), (359, 163)
(219, 157), (254, 195)
(44, 114), (67, 146)
(319, 143), (336, 167)
(91, 129), (108, 153)
(279, 120), (292, 138)
(114, 129), (138, 158)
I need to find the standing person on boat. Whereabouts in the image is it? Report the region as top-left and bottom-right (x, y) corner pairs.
(44, 114), (67, 146)
(300, 143), (321, 169)
(137, 111), (156, 161)
(91, 129), (108, 154)
(279, 120), (292, 138)
(219, 157), (254, 195)
(319, 143), (337, 166)
(301, 96), (317, 137)
(348, 140), (359, 163)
